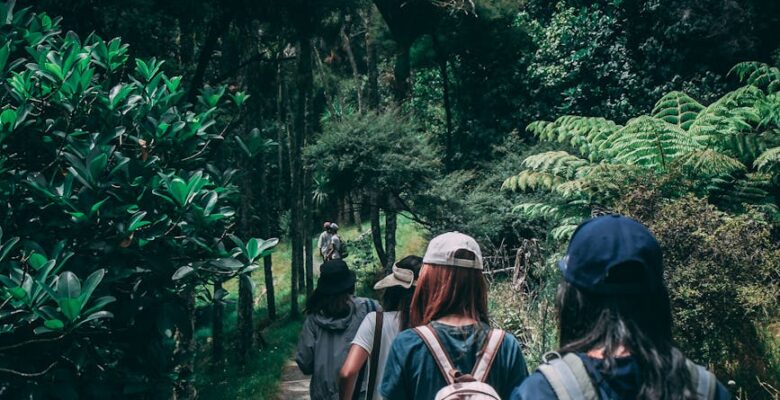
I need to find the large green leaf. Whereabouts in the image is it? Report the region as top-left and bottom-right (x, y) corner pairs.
(168, 178), (189, 207)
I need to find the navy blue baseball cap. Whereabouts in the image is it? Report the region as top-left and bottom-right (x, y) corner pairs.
(559, 215), (664, 294)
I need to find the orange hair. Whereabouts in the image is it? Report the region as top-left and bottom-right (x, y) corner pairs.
(409, 264), (489, 327)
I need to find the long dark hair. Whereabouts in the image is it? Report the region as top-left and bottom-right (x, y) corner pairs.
(305, 286), (355, 318)
(410, 250), (489, 327)
(557, 265), (696, 400)
(380, 255), (422, 329)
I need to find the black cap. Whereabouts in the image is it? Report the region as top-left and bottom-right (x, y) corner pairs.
(559, 215), (663, 295)
(316, 259), (356, 295)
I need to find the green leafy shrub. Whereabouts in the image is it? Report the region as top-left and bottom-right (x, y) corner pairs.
(0, 2), (273, 397)
(617, 194), (780, 394)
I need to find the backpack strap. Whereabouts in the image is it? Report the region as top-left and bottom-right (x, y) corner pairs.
(471, 329), (505, 382)
(537, 353), (599, 400)
(365, 311), (383, 400)
(414, 325), (457, 385)
(686, 360), (717, 400)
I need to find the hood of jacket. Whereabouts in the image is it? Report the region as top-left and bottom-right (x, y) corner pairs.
(310, 299), (357, 331)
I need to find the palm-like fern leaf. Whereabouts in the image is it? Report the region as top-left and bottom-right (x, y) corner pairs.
(754, 146), (780, 173)
(675, 150), (746, 178)
(600, 116), (702, 171)
(730, 61), (780, 93)
(708, 172), (773, 207)
(527, 116), (621, 160)
(521, 151), (590, 179)
(651, 91), (705, 130)
(502, 170), (565, 192)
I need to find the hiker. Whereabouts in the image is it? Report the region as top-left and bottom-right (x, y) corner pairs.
(338, 255), (424, 400)
(381, 232), (529, 399)
(511, 215), (730, 400)
(326, 223), (342, 261)
(296, 259), (381, 400)
(318, 221), (333, 261)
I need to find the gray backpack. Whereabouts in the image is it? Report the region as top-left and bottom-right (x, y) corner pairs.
(537, 352), (717, 400)
(415, 325), (506, 400)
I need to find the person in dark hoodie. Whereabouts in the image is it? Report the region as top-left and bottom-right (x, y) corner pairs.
(296, 259), (380, 400)
(511, 215), (729, 400)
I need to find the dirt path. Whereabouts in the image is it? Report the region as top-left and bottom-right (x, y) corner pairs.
(275, 360), (310, 399)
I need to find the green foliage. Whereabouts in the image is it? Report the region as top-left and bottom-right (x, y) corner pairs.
(617, 195), (780, 393)
(0, 2), (274, 396)
(505, 62), (780, 241)
(306, 110), (439, 202)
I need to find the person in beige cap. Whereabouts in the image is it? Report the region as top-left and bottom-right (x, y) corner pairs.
(338, 255), (423, 400)
(380, 232), (529, 400)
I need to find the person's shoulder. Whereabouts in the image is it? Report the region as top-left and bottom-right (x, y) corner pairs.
(392, 327), (424, 347)
(510, 371), (556, 400)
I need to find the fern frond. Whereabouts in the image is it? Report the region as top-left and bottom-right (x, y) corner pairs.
(527, 116), (621, 160)
(600, 116), (702, 171)
(550, 224), (578, 241)
(754, 146), (780, 173)
(521, 151), (591, 179)
(730, 61), (780, 93)
(675, 150), (747, 178)
(501, 170), (565, 192)
(708, 172), (773, 207)
(651, 91), (705, 130)
(513, 202), (563, 220)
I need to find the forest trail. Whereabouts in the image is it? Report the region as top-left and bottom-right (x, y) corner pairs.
(276, 360), (310, 399)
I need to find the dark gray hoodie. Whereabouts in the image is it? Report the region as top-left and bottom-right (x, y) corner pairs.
(296, 296), (379, 400)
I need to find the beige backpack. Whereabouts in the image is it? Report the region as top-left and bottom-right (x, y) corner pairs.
(414, 325), (506, 400)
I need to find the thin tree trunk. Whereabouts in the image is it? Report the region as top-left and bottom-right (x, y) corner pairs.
(303, 168), (314, 295)
(363, 8), (379, 110)
(263, 255), (276, 319)
(237, 273), (254, 364)
(340, 18), (363, 113)
(393, 44), (411, 104)
(174, 287), (196, 400)
(350, 191), (362, 232)
(384, 204), (397, 273)
(440, 58), (454, 170)
(370, 192), (388, 268)
(187, 12), (230, 102)
(212, 281), (224, 361)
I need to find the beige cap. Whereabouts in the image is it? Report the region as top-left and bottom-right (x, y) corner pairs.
(373, 265), (415, 290)
(423, 231), (483, 270)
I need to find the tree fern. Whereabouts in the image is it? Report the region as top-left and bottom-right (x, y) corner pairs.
(674, 150), (746, 179)
(521, 151), (590, 179)
(730, 61), (780, 93)
(502, 170), (564, 192)
(651, 91), (704, 130)
(527, 116), (621, 161)
(708, 172), (774, 208)
(600, 116), (702, 171)
(754, 146), (780, 173)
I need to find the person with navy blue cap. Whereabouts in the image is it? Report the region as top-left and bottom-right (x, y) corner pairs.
(511, 215), (730, 400)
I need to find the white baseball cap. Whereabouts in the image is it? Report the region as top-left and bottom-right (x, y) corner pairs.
(423, 232), (483, 270)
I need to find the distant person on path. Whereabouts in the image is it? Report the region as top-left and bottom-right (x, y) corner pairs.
(338, 255), (424, 400)
(318, 221), (333, 261)
(381, 232), (529, 400)
(326, 223), (342, 261)
(511, 215), (730, 400)
(296, 259), (381, 400)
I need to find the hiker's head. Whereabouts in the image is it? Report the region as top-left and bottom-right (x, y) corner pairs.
(323, 221), (331, 230)
(329, 223), (339, 233)
(306, 259), (355, 317)
(373, 255), (423, 329)
(556, 215), (695, 399)
(409, 232), (488, 327)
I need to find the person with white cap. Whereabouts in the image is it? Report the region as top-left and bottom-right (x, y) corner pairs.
(326, 223), (342, 261)
(380, 232), (529, 400)
(338, 255), (423, 400)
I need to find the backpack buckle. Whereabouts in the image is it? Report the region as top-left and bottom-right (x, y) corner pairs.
(542, 351), (562, 364)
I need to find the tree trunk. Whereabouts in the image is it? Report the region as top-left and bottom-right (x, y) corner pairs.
(303, 168), (314, 295)
(174, 287), (196, 400)
(363, 8), (379, 110)
(212, 281), (224, 361)
(393, 44), (411, 104)
(384, 205), (397, 273)
(350, 191), (362, 232)
(370, 193), (388, 268)
(237, 273), (254, 365)
(340, 17), (363, 113)
(440, 58), (454, 170)
(187, 11), (230, 102)
(264, 255), (276, 320)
